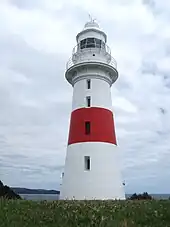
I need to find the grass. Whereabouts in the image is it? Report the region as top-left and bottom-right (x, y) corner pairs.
(1, 199), (170, 227)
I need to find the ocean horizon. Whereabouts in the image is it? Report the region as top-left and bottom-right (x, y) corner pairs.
(20, 194), (170, 201)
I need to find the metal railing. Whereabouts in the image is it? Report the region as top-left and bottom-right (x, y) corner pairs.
(72, 42), (111, 55)
(66, 55), (117, 69)
(66, 43), (117, 70)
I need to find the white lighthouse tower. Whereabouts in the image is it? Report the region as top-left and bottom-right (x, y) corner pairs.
(60, 18), (125, 200)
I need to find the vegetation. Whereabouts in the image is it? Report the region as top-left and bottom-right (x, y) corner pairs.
(1, 199), (170, 227)
(0, 181), (21, 200)
(128, 192), (153, 200)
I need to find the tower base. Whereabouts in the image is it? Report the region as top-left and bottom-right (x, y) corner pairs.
(60, 142), (125, 200)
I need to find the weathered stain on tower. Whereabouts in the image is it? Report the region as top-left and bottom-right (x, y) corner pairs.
(60, 19), (125, 200)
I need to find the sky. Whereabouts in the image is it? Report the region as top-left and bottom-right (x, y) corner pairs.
(0, 0), (170, 194)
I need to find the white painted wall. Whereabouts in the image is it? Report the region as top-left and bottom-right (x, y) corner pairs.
(60, 142), (125, 200)
(72, 78), (112, 111)
(77, 30), (106, 43)
(73, 48), (111, 66)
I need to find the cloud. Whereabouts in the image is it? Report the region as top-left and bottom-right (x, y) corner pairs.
(0, 0), (170, 193)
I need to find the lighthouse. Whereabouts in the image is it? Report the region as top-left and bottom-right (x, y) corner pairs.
(60, 19), (125, 200)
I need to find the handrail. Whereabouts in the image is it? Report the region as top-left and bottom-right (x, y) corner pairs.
(72, 42), (111, 55)
(66, 56), (117, 70)
(66, 43), (117, 70)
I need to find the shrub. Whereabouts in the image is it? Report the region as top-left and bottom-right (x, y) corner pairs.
(128, 192), (153, 200)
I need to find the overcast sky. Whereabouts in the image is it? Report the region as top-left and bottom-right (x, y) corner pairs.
(0, 0), (170, 194)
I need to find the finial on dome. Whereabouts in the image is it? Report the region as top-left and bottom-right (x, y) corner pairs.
(84, 14), (100, 29)
(88, 14), (96, 23)
(89, 14), (93, 22)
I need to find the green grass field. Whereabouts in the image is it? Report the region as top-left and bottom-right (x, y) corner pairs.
(1, 199), (170, 227)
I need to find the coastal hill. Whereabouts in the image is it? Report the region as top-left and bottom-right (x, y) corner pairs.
(0, 181), (21, 199)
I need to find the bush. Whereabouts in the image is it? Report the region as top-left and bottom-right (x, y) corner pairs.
(128, 192), (153, 200)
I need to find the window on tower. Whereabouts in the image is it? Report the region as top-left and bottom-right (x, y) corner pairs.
(85, 121), (91, 135)
(84, 156), (90, 171)
(87, 79), (91, 89)
(86, 96), (91, 107)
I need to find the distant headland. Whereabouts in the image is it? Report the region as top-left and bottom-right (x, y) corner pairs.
(0, 180), (59, 197)
(12, 187), (60, 195)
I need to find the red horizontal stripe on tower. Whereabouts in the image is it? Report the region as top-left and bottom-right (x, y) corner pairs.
(68, 107), (117, 145)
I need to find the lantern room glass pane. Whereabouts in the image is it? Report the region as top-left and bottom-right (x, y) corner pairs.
(80, 39), (86, 49)
(86, 38), (95, 48)
(95, 38), (102, 48)
(80, 38), (104, 49)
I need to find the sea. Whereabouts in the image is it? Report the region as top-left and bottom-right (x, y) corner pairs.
(20, 194), (170, 201)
